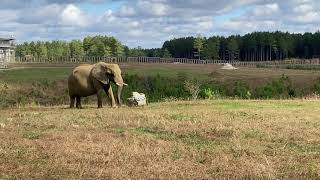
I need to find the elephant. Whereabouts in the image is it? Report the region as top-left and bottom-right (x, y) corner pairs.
(68, 62), (127, 108)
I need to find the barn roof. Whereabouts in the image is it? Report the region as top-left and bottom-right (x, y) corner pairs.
(0, 37), (15, 41)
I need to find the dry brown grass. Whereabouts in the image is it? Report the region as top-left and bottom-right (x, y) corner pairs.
(1, 100), (320, 179)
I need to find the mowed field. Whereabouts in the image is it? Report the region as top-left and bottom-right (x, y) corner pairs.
(0, 63), (320, 179)
(0, 100), (320, 179)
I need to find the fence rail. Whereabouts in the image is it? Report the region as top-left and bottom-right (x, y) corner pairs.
(12, 56), (320, 67)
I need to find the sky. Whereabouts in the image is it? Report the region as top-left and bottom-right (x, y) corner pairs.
(0, 0), (319, 48)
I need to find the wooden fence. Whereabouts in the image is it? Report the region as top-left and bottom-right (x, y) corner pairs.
(12, 56), (320, 67)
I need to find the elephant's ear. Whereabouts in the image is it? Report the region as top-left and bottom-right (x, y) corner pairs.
(91, 62), (111, 85)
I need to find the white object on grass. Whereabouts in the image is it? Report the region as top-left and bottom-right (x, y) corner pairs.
(127, 92), (147, 106)
(221, 63), (238, 70)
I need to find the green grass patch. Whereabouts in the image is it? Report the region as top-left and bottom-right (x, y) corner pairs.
(214, 100), (309, 111)
(287, 142), (320, 154)
(22, 131), (42, 140)
(125, 67), (209, 80)
(214, 101), (265, 110)
(132, 127), (232, 151)
(0, 68), (71, 83)
(258, 64), (320, 71)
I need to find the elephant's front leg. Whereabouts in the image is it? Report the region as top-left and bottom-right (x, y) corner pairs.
(97, 91), (103, 108)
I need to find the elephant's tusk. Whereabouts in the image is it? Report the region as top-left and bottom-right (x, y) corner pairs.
(116, 82), (128, 86)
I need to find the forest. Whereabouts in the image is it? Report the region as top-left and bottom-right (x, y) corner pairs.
(15, 31), (320, 61)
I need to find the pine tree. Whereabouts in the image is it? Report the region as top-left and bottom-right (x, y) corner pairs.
(226, 36), (239, 61)
(203, 37), (220, 60)
(194, 35), (204, 60)
(70, 40), (84, 57)
(37, 42), (48, 58)
(114, 40), (124, 57)
(162, 48), (172, 58)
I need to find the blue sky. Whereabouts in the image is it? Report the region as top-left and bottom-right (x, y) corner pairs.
(0, 0), (319, 48)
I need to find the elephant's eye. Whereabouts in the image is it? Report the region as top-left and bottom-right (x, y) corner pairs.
(106, 72), (113, 76)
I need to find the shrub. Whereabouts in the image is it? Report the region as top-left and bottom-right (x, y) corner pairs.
(184, 79), (201, 100)
(254, 75), (296, 99)
(123, 73), (189, 103)
(234, 81), (251, 99)
(177, 72), (188, 82)
(203, 88), (221, 99)
(314, 78), (320, 94)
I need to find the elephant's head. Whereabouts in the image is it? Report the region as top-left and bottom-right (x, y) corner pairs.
(91, 62), (127, 105)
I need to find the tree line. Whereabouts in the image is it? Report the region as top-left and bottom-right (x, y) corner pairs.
(16, 31), (320, 61)
(16, 35), (172, 59)
(162, 31), (320, 61)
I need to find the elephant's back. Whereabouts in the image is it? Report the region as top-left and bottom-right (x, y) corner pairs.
(68, 65), (96, 96)
(72, 64), (93, 75)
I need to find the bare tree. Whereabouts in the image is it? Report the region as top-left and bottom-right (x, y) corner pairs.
(184, 79), (201, 100)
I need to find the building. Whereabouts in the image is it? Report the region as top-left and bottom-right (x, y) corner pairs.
(0, 37), (15, 68)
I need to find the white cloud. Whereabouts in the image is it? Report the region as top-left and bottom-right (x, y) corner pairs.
(294, 12), (319, 23)
(17, 4), (62, 24)
(132, 0), (170, 16)
(0, 0), (320, 48)
(60, 4), (89, 27)
(252, 3), (279, 16)
(128, 29), (144, 37)
(293, 4), (313, 13)
(0, 10), (18, 22)
(119, 5), (136, 17)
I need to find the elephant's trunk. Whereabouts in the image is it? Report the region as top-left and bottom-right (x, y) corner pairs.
(116, 85), (123, 106)
(114, 75), (127, 106)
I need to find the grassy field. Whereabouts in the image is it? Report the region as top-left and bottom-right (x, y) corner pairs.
(2, 63), (320, 98)
(1, 64), (320, 178)
(5, 63), (320, 82)
(0, 100), (320, 179)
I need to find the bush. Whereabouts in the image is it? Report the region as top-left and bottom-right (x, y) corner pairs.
(203, 88), (221, 99)
(0, 73), (306, 108)
(254, 75), (296, 99)
(257, 64), (320, 71)
(184, 79), (201, 100)
(123, 73), (189, 102)
(314, 78), (320, 94)
(234, 81), (251, 99)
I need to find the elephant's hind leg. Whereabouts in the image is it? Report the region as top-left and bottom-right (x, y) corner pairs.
(69, 95), (76, 108)
(76, 96), (82, 109)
